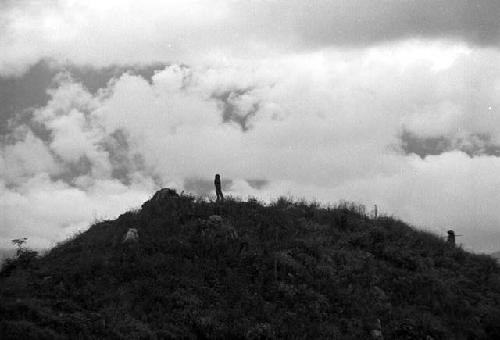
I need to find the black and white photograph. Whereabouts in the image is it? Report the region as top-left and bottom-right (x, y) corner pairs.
(1, 1), (500, 338)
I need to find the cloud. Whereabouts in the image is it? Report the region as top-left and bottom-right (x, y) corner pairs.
(0, 59), (167, 139)
(4, 1), (500, 253)
(2, 1), (500, 76)
(2, 42), (500, 252)
(268, 0), (500, 47)
(401, 130), (500, 158)
(0, 129), (60, 185)
(0, 174), (154, 248)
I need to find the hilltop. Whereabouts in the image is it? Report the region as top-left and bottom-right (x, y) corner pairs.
(1, 189), (500, 339)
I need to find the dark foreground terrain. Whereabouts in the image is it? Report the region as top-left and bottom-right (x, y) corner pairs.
(1, 189), (500, 339)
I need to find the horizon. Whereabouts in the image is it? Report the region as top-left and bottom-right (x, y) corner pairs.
(1, 1), (500, 253)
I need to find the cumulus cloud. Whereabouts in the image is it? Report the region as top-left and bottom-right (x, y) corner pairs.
(4, 1), (500, 253)
(2, 42), (500, 252)
(2, 0), (500, 76)
(0, 174), (154, 248)
(0, 129), (60, 184)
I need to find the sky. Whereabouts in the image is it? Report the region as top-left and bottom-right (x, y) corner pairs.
(1, 0), (500, 252)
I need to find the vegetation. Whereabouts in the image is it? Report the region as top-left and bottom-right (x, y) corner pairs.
(1, 189), (500, 339)
(1, 238), (39, 278)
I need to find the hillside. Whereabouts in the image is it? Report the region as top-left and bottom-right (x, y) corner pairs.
(1, 189), (500, 339)
(0, 248), (48, 265)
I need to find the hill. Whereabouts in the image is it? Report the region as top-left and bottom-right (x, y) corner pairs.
(1, 189), (500, 339)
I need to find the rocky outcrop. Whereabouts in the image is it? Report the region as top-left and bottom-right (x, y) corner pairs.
(122, 228), (139, 243)
(141, 188), (181, 216)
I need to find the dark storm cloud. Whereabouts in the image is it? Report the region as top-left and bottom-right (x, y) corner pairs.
(246, 0), (500, 48)
(65, 62), (167, 93)
(401, 130), (500, 158)
(0, 60), (53, 134)
(103, 129), (147, 186)
(212, 89), (259, 132)
(3, 1), (500, 80)
(52, 155), (93, 184)
(400, 130), (451, 158)
(0, 61), (167, 134)
(246, 179), (269, 190)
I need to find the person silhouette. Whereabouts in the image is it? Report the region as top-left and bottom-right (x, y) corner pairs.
(214, 174), (224, 203)
(447, 230), (455, 246)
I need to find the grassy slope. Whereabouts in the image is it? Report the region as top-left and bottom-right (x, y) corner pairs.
(1, 190), (500, 339)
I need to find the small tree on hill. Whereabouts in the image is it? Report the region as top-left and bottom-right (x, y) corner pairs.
(12, 238), (28, 256)
(1, 238), (38, 276)
(10, 237), (38, 267)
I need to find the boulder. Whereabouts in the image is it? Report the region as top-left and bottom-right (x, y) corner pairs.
(209, 215), (223, 224)
(153, 188), (179, 202)
(123, 228), (139, 243)
(141, 188), (180, 215)
(200, 217), (238, 240)
(365, 318), (384, 340)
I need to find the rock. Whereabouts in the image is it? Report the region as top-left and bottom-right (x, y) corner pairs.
(209, 215), (223, 223)
(141, 188), (179, 212)
(153, 188), (179, 202)
(200, 217), (238, 240)
(123, 228), (139, 243)
(370, 329), (384, 340)
(365, 318), (384, 340)
(224, 226), (239, 240)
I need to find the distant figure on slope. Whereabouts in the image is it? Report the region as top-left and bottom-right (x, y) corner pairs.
(214, 174), (224, 203)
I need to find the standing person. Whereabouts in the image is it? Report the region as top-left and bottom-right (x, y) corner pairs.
(214, 174), (224, 202)
(447, 230), (455, 246)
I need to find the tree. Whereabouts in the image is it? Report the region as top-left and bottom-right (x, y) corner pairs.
(12, 238), (28, 257)
(8, 238), (38, 269)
